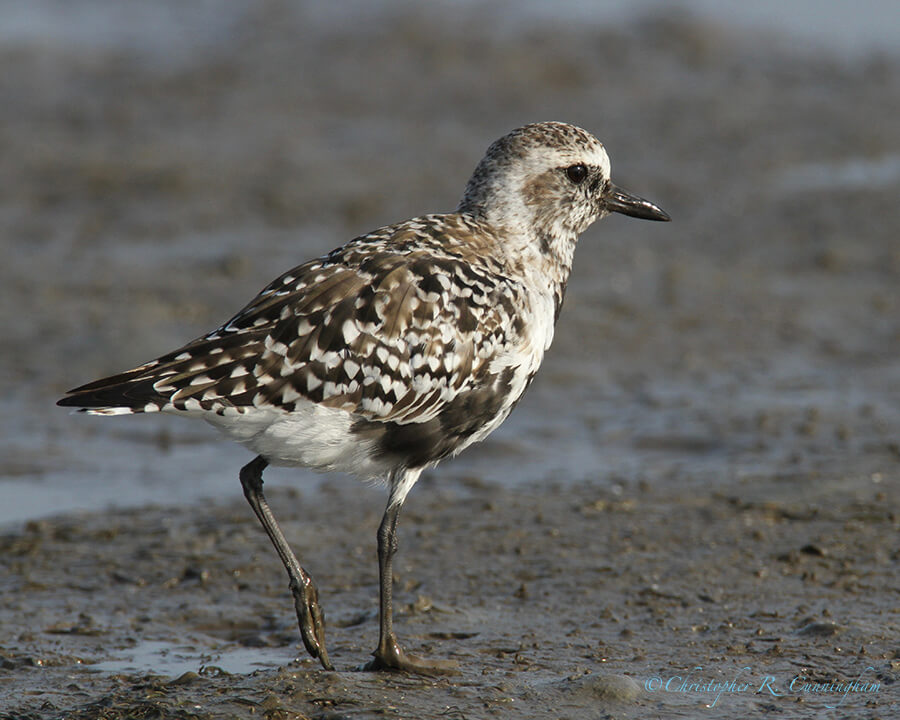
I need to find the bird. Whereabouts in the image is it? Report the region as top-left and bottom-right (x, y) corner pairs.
(57, 121), (670, 675)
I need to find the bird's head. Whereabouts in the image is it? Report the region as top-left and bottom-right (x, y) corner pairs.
(458, 121), (669, 246)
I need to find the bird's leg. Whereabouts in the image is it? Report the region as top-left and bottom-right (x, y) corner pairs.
(364, 471), (459, 675)
(239, 455), (333, 671)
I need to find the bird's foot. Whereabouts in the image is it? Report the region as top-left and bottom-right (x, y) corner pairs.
(290, 578), (334, 671)
(363, 633), (459, 676)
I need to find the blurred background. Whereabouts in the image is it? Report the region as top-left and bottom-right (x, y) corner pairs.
(2, 0), (899, 525)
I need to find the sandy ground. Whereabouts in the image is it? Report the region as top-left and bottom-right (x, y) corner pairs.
(1, 3), (899, 718)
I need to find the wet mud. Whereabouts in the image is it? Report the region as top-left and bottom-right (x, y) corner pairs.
(2, 3), (899, 718)
(2, 476), (896, 719)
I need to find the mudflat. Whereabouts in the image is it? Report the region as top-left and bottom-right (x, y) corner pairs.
(2, 5), (898, 719)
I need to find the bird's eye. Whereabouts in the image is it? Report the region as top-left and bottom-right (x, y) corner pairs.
(565, 163), (588, 184)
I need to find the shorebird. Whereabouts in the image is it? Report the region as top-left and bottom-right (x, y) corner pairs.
(58, 122), (669, 674)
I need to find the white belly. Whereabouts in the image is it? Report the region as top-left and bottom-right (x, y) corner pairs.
(203, 401), (393, 478)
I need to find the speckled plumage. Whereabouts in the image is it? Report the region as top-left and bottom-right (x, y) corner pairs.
(65, 213), (535, 477)
(58, 122), (669, 673)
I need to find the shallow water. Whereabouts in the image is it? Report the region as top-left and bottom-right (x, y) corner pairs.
(90, 639), (290, 676)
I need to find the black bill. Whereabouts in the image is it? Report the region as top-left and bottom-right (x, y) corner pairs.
(605, 184), (670, 222)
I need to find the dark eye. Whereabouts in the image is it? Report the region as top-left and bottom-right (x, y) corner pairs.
(565, 163), (588, 184)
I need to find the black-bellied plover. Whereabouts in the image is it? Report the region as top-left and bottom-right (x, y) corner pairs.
(58, 122), (669, 674)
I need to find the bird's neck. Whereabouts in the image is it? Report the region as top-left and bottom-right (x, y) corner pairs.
(473, 213), (579, 323)
(528, 228), (578, 322)
(457, 172), (581, 322)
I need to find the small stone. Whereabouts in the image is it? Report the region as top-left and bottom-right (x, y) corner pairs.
(169, 671), (199, 685)
(797, 621), (842, 636)
(566, 673), (642, 702)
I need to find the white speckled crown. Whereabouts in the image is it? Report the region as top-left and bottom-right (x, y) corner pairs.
(460, 121), (611, 233)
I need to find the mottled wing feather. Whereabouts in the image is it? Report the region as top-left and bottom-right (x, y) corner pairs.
(242, 248), (500, 425)
(58, 216), (520, 433)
